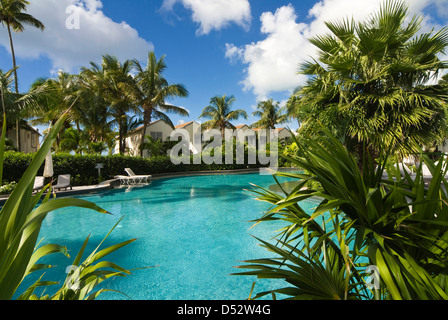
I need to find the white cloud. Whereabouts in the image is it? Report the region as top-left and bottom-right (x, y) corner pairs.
(435, 0), (448, 18)
(0, 0), (153, 73)
(226, 0), (448, 100)
(307, 0), (446, 36)
(226, 4), (311, 100)
(224, 43), (244, 63)
(305, 0), (381, 39)
(161, 0), (251, 35)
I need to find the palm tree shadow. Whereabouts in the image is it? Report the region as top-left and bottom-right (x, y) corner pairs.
(141, 179), (251, 204)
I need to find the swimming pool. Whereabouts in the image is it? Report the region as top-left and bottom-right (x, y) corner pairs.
(21, 172), (318, 300)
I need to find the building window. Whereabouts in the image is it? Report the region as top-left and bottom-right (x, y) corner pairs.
(150, 132), (163, 141)
(31, 134), (38, 148)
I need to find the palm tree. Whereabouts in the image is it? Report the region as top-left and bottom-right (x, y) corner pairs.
(94, 54), (139, 155)
(140, 135), (165, 157)
(129, 51), (189, 157)
(78, 60), (114, 145)
(26, 72), (77, 147)
(0, 0), (44, 93)
(251, 99), (287, 130)
(58, 127), (83, 154)
(199, 95), (248, 138)
(285, 86), (303, 126)
(0, 0), (45, 150)
(289, 0), (448, 164)
(75, 99), (111, 145)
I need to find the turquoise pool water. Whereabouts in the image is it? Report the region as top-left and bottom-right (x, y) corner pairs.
(22, 172), (319, 300)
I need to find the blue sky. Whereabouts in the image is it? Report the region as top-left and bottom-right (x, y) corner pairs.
(0, 0), (447, 135)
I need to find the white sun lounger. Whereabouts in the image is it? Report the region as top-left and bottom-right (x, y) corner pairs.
(124, 168), (151, 184)
(33, 176), (45, 192)
(53, 174), (72, 191)
(114, 175), (136, 185)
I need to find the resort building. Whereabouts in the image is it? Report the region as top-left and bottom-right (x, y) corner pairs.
(174, 121), (202, 155)
(252, 127), (293, 143)
(200, 124), (259, 149)
(123, 119), (294, 158)
(8, 122), (41, 154)
(234, 125), (257, 146)
(123, 119), (174, 157)
(277, 127), (294, 141)
(235, 124), (251, 131)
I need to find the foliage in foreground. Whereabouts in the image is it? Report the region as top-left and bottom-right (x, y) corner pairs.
(237, 130), (448, 300)
(0, 110), (138, 300)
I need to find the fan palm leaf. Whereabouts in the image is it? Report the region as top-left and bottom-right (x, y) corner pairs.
(289, 0), (448, 163)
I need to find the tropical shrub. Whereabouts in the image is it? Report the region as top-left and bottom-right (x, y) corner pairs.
(0, 111), (138, 300)
(236, 130), (448, 300)
(2, 150), (271, 187)
(0, 181), (16, 195)
(4, 138), (17, 151)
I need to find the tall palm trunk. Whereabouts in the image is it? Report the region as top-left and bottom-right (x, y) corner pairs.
(221, 123), (225, 139)
(6, 19), (20, 151)
(140, 107), (152, 157)
(118, 119), (124, 155)
(6, 23), (17, 93)
(118, 113), (127, 155)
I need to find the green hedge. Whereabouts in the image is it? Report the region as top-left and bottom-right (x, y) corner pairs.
(3, 151), (267, 186)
